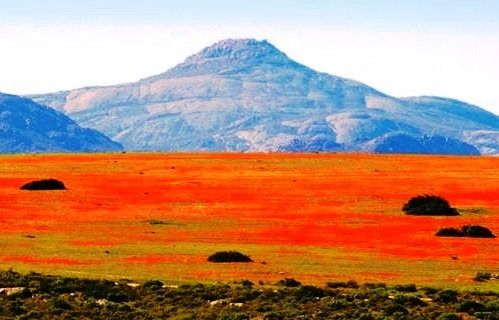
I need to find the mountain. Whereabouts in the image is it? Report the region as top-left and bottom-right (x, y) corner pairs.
(0, 92), (123, 153)
(29, 39), (499, 154)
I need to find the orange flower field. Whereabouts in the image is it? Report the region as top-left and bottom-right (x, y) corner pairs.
(0, 153), (497, 289)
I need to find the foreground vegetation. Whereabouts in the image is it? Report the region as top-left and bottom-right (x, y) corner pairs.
(0, 270), (498, 320)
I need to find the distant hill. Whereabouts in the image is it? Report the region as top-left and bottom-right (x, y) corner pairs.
(0, 92), (122, 153)
(30, 39), (499, 154)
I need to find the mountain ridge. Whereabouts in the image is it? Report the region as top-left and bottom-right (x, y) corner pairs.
(28, 38), (499, 155)
(0, 92), (123, 153)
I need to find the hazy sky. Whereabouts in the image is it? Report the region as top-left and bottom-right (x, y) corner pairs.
(1, 0), (499, 114)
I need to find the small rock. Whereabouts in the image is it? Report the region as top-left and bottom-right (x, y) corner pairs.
(230, 302), (244, 308)
(210, 299), (229, 306)
(96, 299), (108, 306)
(127, 283), (140, 288)
(163, 285), (179, 289)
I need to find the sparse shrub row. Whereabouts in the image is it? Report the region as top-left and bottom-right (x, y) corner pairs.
(0, 270), (498, 320)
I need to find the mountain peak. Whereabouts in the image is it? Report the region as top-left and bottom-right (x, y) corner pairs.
(188, 38), (286, 61)
(155, 39), (294, 79)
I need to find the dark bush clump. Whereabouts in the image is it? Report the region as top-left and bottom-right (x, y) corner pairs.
(437, 313), (461, 320)
(143, 280), (164, 289)
(20, 179), (66, 191)
(394, 284), (417, 292)
(436, 289), (459, 303)
(293, 285), (325, 301)
(457, 300), (485, 314)
(474, 272), (492, 282)
(207, 251), (253, 263)
(384, 304), (409, 316)
(393, 295), (427, 307)
(362, 282), (387, 289)
(462, 225), (496, 238)
(326, 280), (359, 289)
(278, 278), (301, 287)
(435, 227), (465, 237)
(402, 194), (458, 216)
(436, 225), (496, 238)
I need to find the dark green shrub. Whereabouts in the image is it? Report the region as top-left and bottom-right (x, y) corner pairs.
(393, 295), (427, 307)
(436, 313), (461, 320)
(457, 300), (485, 314)
(422, 287), (439, 295)
(231, 287), (261, 303)
(278, 278), (301, 287)
(18, 310), (43, 320)
(326, 280), (359, 289)
(436, 289), (459, 303)
(293, 285), (325, 301)
(474, 272), (492, 282)
(384, 303), (409, 316)
(362, 282), (387, 289)
(436, 226), (496, 238)
(462, 225), (496, 238)
(474, 312), (499, 320)
(107, 291), (129, 303)
(263, 311), (284, 320)
(207, 251), (253, 263)
(357, 313), (375, 320)
(403, 195), (458, 216)
(10, 299), (25, 315)
(486, 299), (499, 311)
(326, 299), (346, 310)
(20, 179), (66, 191)
(365, 287), (389, 303)
(143, 280), (164, 289)
(436, 227), (465, 237)
(219, 313), (250, 320)
(240, 280), (254, 288)
(394, 284), (417, 292)
(51, 297), (71, 310)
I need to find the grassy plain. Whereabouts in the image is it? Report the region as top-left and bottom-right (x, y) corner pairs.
(0, 153), (497, 290)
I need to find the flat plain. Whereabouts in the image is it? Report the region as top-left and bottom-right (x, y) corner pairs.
(0, 153), (497, 290)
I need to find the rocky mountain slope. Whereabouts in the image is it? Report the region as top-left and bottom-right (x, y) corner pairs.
(0, 92), (122, 153)
(30, 39), (499, 154)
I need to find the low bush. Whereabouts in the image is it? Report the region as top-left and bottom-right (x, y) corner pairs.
(457, 300), (485, 314)
(486, 299), (499, 311)
(393, 295), (427, 307)
(394, 284), (417, 292)
(436, 225), (496, 238)
(402, 194), (458, 216)
(474, 272), (492, 282)
(293, 285), (325, 301)
(277, 278), (301, 287)
(436, 313), (461, 320)
(384, 303), (409, 316)
(20, 179), (66, 191)
(326, 280), (359, 289)
(435, 227), (465, 237)
(143, 280), (164, 289)
(362, 282), (387, 289)
(462, 225), (496, 238)
(436, 290), (459, 303)
(207, 251), (253, 263)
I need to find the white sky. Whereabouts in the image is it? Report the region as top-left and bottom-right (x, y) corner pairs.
(1, 1), (499, 115)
